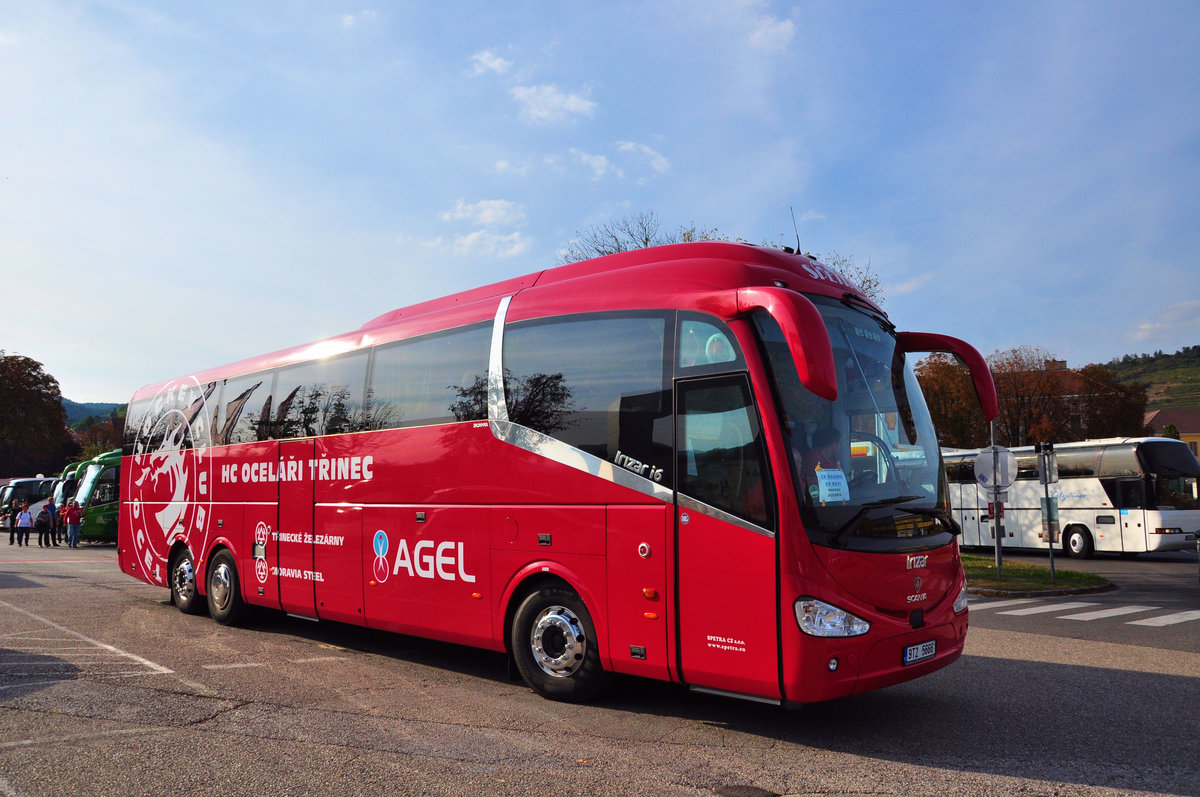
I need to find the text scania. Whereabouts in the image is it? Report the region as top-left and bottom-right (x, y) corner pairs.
(219, 455), (374, 484)
(392, 539), (476, 582)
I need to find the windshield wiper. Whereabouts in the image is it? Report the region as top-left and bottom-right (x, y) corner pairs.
(902, 505), (962, 536)
(830, 495), (925, 546)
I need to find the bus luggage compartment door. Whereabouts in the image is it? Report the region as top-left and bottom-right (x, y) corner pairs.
(278, 439), (317, 617)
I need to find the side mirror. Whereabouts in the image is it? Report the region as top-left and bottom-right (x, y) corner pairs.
(897, 331), (998, 421)
(736, 287), (838, 401)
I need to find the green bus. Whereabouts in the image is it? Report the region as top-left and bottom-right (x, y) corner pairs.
(53, 461), (84, 508)
(73, 449), (121, 542)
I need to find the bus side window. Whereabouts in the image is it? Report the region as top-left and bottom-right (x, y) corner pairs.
(503, 312), (672, 482)
(217, 377), (267, 445)
(1101, 477), (1145, 509)
(369, 323), (490, 429)
(677, 316), (743, 371)
(676, 376), (773, 529)
(94, 467), (118, 505)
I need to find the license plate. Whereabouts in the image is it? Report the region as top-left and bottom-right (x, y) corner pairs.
(903, 640), (936, 666)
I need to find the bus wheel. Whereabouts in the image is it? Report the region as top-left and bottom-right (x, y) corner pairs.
(169, 549), (204, 615)
(1065, 527), (1094, 559)
(206, 549), (246, 626)
(511, 587), (608, 702)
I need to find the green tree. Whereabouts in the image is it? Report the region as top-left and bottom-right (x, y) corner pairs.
(0, 352), (69, 475)
(1163, 423), (1180, 439)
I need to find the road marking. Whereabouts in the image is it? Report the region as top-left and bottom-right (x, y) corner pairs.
(967, 599), (1039, 611)
(0, 726), (169, 750)
(289, 656), (347, 664)
(996, 602), (1099, 616)
(1127, 610), (1200, 627)
(0, 599), (172, 675)
(1058, 605), (1159, 621)
(201, 662), (265, 670)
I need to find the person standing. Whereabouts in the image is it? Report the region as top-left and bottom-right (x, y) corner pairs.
(15, 503), (34, 547)
(35, 505), (52, 547)
(65, 500), (83, 549)
(6, 507), (17, 546)
(46, 497), (60, 546)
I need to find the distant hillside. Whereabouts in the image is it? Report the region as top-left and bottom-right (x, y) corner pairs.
(62, 399), (123, 427)
(1102, 345), (1200, 410)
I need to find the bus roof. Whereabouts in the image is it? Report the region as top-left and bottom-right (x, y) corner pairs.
(130, 242), (879, 402)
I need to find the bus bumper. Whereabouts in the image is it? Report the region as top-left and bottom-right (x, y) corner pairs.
(783, 612), (968, 704)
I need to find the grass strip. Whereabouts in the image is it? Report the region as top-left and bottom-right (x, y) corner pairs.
(962, 553), (1110, 593)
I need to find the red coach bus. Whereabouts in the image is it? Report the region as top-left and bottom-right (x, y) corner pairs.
(118, 242), (997, 705)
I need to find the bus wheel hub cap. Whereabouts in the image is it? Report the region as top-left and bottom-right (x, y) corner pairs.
(531, 605), (585, 677)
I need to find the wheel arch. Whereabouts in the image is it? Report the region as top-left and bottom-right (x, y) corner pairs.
(498, 563), (608, 667)
(1063, 523), (1094, 558)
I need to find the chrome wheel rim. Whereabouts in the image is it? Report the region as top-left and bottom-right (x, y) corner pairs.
(530, 604), (586, 678)
(172, 556), (195, 603)
(210, 562), (233, 612)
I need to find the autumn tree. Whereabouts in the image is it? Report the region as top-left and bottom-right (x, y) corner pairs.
(915, 346), (1148, 449)
(914, 353), (989, 449)
(0, 352), (69, 475)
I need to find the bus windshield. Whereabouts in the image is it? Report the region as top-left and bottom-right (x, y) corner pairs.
(756, 294), (951, 550)
(1140, 440), (1200, 510)
(74, 465), (100, 505)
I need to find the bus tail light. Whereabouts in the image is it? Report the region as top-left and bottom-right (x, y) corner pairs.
(1153, 527), (1182, 535)
(794, 597), (870, 637)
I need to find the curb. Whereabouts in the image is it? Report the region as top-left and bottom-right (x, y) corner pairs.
(967, 582), (1116, 598)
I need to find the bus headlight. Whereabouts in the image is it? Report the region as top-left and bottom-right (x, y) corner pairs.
(795, 598), (870, 637)
(953, 583), (969, 614)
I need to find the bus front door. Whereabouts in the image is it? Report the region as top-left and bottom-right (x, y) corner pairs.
(1118, 478), (1146, 553)
(674, 376), (780, 699)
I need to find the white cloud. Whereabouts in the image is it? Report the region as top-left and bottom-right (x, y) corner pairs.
(340, 10), (377, 28)
(451, 230), (529, 258)
(511, 84), (595, 124)
(571, 149), (621, 180)
(493, 159), (530, 176)
(1124, 300), (1200, 345)
(888, 273), (933, 297)
(617, 141), (670, 175)
(469, 49), (512, 76)
(440, 198), (526, 226)
(747, 15), (794, 52)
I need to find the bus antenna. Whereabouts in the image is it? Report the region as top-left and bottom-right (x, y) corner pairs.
(789, 206), (801, 254)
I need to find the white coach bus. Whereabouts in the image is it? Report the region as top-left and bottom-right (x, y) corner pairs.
(944, 438), (1200, 558)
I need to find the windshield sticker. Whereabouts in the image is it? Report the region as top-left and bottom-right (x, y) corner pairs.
(816, 468), (849, 502)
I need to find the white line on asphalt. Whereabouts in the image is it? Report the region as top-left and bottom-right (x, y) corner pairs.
(1126, 610), (1200, 627)
(0, 599), (172, 674)
(1057, 606), (1159, 621)
(967, 599), (1040, 611)
(0, 726), (169, 750)
(289, 656), (347, 663)
(996, 602), (1099, 616)
(201, 662), (265, 670)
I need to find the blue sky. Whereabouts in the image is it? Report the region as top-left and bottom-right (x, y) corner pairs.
(2, 1), (1197, 402)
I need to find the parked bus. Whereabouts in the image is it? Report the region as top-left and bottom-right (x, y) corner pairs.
(74, 449), (121, 542)
(0, 477), (56, 524)
(945, 437), (1200, 558)
(118, 242), (997, 705)
(53, 461), (84, 510)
